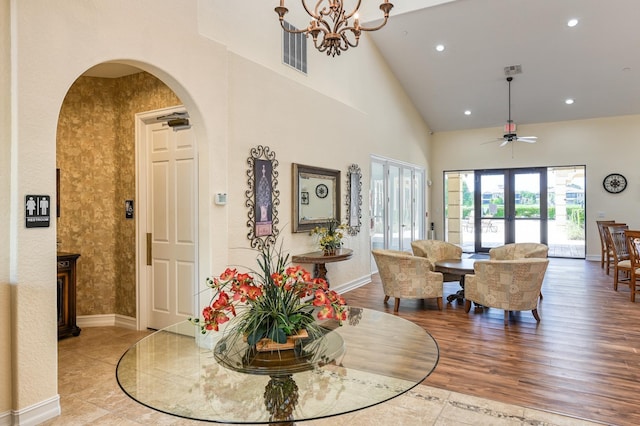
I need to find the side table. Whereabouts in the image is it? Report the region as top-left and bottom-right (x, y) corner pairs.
(291, 248), (353, 284)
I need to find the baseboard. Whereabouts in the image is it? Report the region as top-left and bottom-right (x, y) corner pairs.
(114, 314), (137, 329)
(0, 410), (10, 426)
(77, 314), (137, 330)
(333, 274), (371, 295)
(585, 255), (599, 262)
(11, 395), (60, 426)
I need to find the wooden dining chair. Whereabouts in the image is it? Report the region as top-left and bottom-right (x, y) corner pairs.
(625, 230), (640, 302)
(605, 224), (630, 291)
(596, 220), (616, 272)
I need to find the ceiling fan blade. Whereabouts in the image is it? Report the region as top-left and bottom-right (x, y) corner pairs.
(499, 140), (509, 147)
(517, 137), (537, 143)
(481, 138), (504, 145)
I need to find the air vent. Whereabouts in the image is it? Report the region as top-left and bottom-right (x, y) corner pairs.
(504, 65), (522, 76)
(282, 21), (307, 74)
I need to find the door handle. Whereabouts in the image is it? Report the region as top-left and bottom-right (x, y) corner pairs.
(146, 233), (152, 266)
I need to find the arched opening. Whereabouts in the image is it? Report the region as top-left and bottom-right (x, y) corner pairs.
(55, 62), (197, 336)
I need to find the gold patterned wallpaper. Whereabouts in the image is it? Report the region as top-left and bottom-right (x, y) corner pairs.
(56, 72), (181, 318)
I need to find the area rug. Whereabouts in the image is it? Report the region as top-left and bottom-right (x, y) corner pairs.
(305, 383), (604, 426)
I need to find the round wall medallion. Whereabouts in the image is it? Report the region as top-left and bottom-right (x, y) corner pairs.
(603, 173), (627, 194)
(315, 184), (329, 198)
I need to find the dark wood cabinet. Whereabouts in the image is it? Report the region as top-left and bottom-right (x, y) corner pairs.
(57, 252), (81, 339)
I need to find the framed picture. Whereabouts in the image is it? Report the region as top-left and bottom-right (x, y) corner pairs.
(245, 146), (280, 249)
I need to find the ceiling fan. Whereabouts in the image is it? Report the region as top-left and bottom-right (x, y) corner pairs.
(489, 76), (538, 147)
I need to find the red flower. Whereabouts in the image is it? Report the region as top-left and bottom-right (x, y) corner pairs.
(312, 289), (329, 306)
(236, 273), (253, 285)
(271, 272), (284, 287)
(201, 307), (231, 331)
(312, 278), (329, 290)
(245, 285), (263, 300)
(207, 310), (231, 331)
(317, 304), (335, 320)
(220, 268), (237, 281)
(212, 291), (230, 310)
(286, 265), (303, 276)
(202, 306), (215, 322)
(334, 307), (347, 322)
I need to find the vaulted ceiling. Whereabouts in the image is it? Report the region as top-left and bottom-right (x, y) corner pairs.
(368, 0), (640, 133)
(85, 1), (640, 136)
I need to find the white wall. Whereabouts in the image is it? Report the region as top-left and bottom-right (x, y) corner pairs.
(431, 114), (640, 259)
(4, 0), (432, 421)
(0, 0), (12, 417)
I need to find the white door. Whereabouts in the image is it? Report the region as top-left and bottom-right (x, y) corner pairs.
(141, 113), (197, 330)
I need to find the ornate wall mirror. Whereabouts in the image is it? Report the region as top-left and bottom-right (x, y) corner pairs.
(345, 163), (362, 235)
(292, 164), (341, 233)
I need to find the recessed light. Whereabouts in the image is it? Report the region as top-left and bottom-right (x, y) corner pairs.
(435, 44), (445, 52)
(464, 110), (471, 116)
(565, 98), (574, 105)
(567, 18), (578, 27)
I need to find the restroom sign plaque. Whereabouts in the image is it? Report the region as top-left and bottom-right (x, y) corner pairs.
(25, 195), (51, 228)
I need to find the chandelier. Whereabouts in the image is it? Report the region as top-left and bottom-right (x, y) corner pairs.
(275, 1), (394, 57)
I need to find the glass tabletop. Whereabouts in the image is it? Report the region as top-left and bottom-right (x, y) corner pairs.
(116, 307), (439, 424)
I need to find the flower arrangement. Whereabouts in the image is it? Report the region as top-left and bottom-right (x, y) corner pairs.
(310, 219), (347, 255)
(190, 243), (347, 346)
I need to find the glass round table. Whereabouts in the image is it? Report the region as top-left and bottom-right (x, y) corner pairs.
(116, 307), (439, 424)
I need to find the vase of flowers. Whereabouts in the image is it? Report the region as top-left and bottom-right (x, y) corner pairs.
(189, 242), (347, 351)
(310, 219), (347, 256)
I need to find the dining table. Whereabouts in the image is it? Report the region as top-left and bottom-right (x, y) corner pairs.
(434, 258), (477, 304)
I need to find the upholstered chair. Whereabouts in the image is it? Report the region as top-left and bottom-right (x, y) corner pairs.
(489, 243), (549, 260)
(464, 258), (549, 325)
(489, 243), (548, 299)
(372, 249), (444, 313)
(411, 240), (462, 281)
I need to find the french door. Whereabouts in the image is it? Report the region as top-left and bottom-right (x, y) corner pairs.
(371, 156), (425, 252)
(445, 166), (585, 258)
(474, 168), (547, 252)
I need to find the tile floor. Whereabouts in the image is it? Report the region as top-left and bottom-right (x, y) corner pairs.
(41, 327), (604, 426)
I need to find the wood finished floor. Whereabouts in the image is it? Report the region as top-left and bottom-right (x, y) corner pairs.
(344, 258), (639, 426)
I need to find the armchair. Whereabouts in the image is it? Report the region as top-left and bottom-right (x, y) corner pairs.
(464, 258), (549, 325)
(489, 243), (549, 260)
(372, 249), (444, 313)
(489, 242), (548, 299)
(411, 240), (462, 281)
